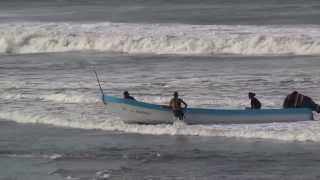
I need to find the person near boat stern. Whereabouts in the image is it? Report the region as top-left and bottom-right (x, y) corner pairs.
(123, 91), (136, 100)
(169, 91), (188, 120)
(248, 92), (261, 109)
(283, 91), (320, 113)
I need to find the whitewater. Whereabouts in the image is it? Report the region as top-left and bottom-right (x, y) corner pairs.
(1, 22), (320, 55)
(1, 51), (320, 142)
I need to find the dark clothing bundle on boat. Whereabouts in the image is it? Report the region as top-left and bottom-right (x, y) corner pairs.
(283, 91), (320, 113)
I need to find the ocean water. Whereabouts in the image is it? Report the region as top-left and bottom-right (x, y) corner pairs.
(1, 0), (320, 179)
(2, 121), (320, 180)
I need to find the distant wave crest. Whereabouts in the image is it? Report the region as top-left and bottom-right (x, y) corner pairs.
(1, 22), (320, 55)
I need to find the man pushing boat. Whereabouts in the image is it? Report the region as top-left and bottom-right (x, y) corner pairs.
(123, 91), (136, 100)
(169, 91), (188, 120)
(283, 91), (320, 113)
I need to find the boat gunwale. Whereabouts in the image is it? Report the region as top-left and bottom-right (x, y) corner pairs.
(102, 95), (313, 116)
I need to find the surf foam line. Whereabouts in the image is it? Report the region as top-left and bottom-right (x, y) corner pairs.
(0, 93), (100, 103)
(1, 110), (320, 142)
(1, 22), (320, 55)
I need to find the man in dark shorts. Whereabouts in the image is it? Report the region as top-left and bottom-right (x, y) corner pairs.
(169, 91), (188, 120)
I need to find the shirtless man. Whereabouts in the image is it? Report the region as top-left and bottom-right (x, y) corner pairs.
(169, 91), (188, 120)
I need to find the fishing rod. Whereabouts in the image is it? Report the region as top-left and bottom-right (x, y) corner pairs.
(93, 70), (106, 104)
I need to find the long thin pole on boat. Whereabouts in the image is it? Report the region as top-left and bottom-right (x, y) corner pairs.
(93, 70), (105, 103)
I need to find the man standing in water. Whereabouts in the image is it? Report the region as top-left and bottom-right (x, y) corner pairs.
(123, 91), (136, 100)
(248, 92), (261, 109)
(169, 91), (188, 120)
(283, 91), (320, 112)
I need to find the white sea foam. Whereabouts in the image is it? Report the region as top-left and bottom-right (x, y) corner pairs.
(0, 93), (32, 100)
(1, 110), (320, 142)
(40, 94), (100, 103)
(0, 92), (100, 103)
(4, 153), (63, 160)
(1, 22), (320, 55)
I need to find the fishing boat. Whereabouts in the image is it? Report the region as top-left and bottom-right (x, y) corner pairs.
(93, 71), (314, 124)
(101, 94), (314, 124)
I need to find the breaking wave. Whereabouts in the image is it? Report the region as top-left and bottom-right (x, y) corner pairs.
(0, 110), (320, 142)
(1, 22), (320, 55)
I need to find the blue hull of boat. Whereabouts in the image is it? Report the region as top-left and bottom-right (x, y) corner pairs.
(102, 95), (314, 124)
